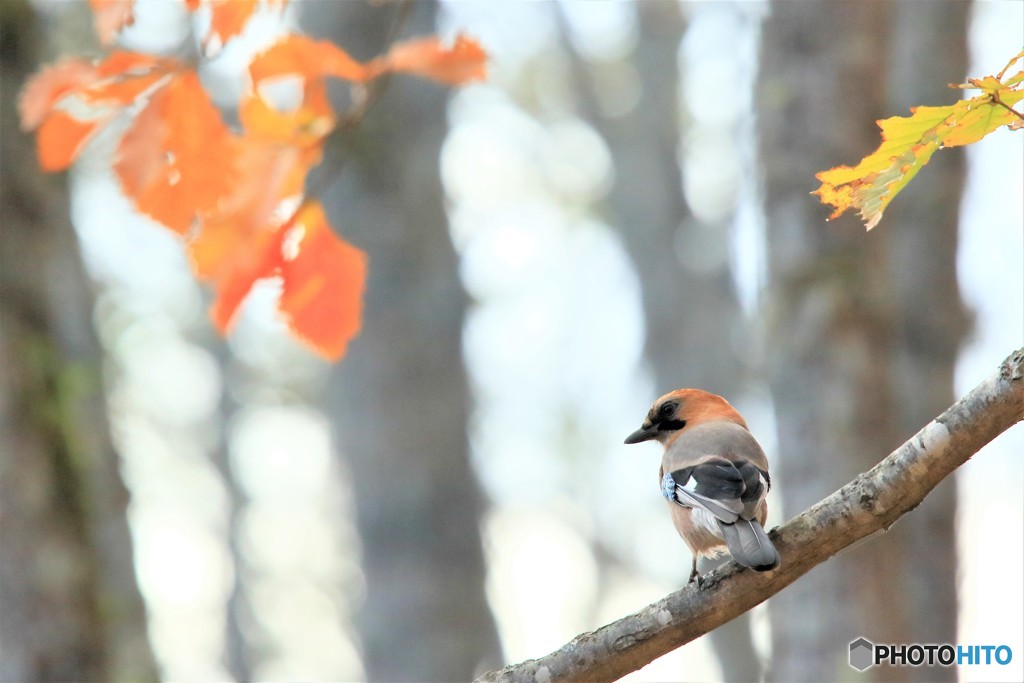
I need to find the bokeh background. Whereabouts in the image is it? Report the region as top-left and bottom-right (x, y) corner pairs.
(2, 1), (1021, 682)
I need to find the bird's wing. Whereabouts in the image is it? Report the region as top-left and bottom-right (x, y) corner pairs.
(733, 458), (770, 519)
(662, 422), (771, 522)
(663, 457), (745, 523)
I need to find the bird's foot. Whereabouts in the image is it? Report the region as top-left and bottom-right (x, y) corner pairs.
(687, 562), (701, 587)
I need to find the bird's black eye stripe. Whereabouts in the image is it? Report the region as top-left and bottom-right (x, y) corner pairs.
(659, 419), (687, 431)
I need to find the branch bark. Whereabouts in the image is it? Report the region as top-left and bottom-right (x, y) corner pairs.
(476, 348), (1024, 683)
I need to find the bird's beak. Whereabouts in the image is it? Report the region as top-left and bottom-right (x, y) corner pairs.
(624, 422), (657, 445)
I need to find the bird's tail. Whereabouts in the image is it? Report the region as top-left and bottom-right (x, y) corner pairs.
(718, 518), (780, 571)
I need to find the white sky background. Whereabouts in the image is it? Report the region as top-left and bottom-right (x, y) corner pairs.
(52, 0), (1024, 681)
(955, 3), (1024, 682)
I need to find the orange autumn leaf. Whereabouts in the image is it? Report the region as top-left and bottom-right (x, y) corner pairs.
(243, 34), (368, 144)
(278, 202), (366, 360)
(185, 0), (289, 52)
(114, 71), (236, 234)
(241, 32), (487, 144)
(20, 52), (172, 170)
(197, 197), (368, 359)
(190, 143), (317, 284)
(89, 0), (135, 45)
(82, 52), (170, 105)
(36, 112), (111, 171)
(18, 58), (98, 130)
(369, 34), (487, 85)
(249, 34), (369, 85)
(189, 141), (319, 329)
(206, 0), (260, 48)
(190, 158), (367, 359)
(240, 78), (336, 144)
(20, 19), (486, 363)
(205, 222), (284, 332)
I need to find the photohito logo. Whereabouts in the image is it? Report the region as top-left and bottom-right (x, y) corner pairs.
(849, 637), (1013, 671)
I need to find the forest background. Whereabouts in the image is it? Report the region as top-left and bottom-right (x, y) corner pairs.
(1, 1), (1022, 682)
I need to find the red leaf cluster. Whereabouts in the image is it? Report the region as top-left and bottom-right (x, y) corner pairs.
(19, 0), (487, 361)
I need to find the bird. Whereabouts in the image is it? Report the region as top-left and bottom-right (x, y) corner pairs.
(624, 388), (780, 584)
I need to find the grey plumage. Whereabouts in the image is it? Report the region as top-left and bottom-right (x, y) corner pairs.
(662, 421), (779, 572)
(718, 517), (780, 570)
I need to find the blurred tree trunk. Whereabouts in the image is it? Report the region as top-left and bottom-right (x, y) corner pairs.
(558, 3), (756, 680)
(303, 2), (502, 680)
(758, 1), (968, 680)
(882, 2), (970, 665)
(562, 2), (746, 395)
(0, 2), (156, 681)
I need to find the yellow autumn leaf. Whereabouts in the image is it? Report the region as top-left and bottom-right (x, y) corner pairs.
(815, 50), (1024, 230)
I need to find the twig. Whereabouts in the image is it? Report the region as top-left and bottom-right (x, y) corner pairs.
(990, 90), (1024, 122)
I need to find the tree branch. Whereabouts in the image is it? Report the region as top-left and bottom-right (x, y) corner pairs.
(477, 348), (1024, 683)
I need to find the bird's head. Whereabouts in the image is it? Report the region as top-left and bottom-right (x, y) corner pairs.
(623, 388), (747, 445)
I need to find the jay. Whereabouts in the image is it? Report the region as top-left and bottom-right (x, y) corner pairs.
(625, 389), (780, 583)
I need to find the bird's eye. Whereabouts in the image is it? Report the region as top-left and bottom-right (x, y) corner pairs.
(659, 402), (676, 417)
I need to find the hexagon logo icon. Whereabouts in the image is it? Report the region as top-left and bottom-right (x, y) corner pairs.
(849, 637), (875, 671)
